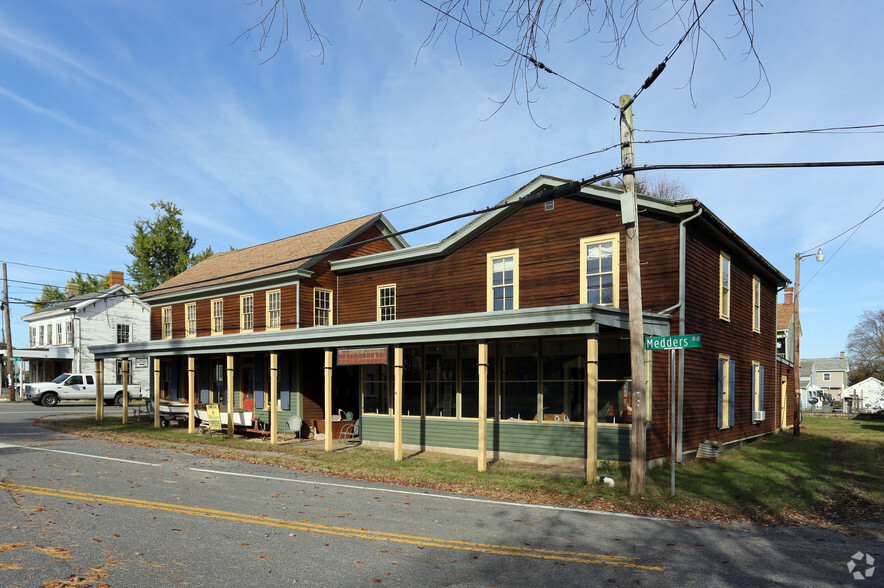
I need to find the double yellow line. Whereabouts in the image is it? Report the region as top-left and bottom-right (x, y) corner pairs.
(1, 481), (664, 570)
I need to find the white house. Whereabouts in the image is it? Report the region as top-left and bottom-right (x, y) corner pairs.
(843, 377), (884, 413)
(18, 275), (150, 388)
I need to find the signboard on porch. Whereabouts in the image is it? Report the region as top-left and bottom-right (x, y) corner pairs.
(205, 403), (222, 431)
(337, 346), (388, 366)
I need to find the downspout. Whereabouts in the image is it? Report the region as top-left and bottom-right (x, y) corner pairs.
(674, 207), (703, 462)
(296, 282), (300, 329)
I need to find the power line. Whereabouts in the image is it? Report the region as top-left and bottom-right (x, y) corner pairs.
(635, 124), (884, 146)
(415, 0), (617, 109)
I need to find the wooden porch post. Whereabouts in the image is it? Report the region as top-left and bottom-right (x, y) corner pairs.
(226, 354), (235, 437)
(477, 341), (488, 472)
(94, 359), (103, 421)
(324, 349), (333, 452)
(187, 356), (196, 434)
(270, 352), (278, 444)
(153, 358), (161, 428)
(394, 345), (403, 462)
(121, 359), (129, 425)
(586, 333), (599, 483)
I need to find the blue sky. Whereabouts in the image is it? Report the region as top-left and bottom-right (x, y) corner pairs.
(1, 1), (881, 361)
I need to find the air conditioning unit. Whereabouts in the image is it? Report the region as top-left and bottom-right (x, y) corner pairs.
(752, 410), (766, 422)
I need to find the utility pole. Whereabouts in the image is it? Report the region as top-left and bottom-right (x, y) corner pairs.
(3, 263), (14, 402)
(620, 95), (646, 494)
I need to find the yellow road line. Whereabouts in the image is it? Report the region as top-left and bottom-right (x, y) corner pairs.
(0, 482), (664, 571)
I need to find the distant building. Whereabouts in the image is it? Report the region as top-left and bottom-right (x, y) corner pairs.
(843, 377), (884, 413)
(803, 353), (850, 402)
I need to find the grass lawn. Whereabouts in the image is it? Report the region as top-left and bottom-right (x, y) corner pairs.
(37, 414), (883, 528)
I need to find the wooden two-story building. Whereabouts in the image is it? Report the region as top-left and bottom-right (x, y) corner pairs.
(92, 175), (793, 476)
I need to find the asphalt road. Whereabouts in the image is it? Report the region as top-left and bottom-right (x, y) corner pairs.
(0, 401), (880, 587)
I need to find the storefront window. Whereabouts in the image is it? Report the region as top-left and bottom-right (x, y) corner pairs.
(362, 364), (389, 415)
(541, 338), (585, 422)
(403, 346), (422, 416)
(425, 344), (457, 417)
(460, 344), (495, 419)
(598, 337), (632, 423)
(499, 340), (539, 421)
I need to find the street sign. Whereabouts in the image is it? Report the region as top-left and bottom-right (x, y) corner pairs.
(11, 357), (21, 361)
(644, 334), (702, 350)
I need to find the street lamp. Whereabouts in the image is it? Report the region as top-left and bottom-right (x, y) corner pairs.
(792, 248), (824, 437)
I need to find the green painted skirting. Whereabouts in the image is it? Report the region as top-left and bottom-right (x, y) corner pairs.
(362, 415), (631, 461)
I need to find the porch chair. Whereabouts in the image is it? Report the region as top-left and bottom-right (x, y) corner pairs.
(283, 415), (303, 441)
(339, 417), (360, 440)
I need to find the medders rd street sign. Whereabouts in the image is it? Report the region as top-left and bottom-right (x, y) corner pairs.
(644, 334), (702, 350)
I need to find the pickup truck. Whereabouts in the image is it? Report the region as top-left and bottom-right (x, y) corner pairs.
(23, 373), (140, 407)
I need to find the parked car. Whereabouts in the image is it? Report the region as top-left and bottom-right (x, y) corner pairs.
(23, 373), (140, 407)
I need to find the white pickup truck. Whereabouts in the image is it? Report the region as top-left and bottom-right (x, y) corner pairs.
(23, 373), (140, 407)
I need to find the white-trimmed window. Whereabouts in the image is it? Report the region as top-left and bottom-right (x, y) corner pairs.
(39, 326), (44, 346)
(718, 355), (735, 429)
(29, 327), (34, 347)
(117, 324), (130, 344)
(823, 372), (831, 382)
(185, 302), (197, 338)
(487, 249), (519, 311)
(751, 361), (764, 421)
(720, 252), (731, 321)
(240, 294), (254, 332)
(752, 276), (761, 333)
(377, 284), (396, 321)
(314, 288), (332, 326)
(211, 299), (223, 335)
(266, 290), (281, 330)
(56, 323), (63, 345)
(47, 324), (53, 345)
(162, 306), (172, 339)
(580, 233), (619, 307)
(65, 321), (72, 344)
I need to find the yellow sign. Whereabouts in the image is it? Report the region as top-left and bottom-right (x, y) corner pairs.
(205, 404), (222, 431)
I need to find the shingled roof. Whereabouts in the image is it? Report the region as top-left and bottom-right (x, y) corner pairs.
(143, 214), (385, 298)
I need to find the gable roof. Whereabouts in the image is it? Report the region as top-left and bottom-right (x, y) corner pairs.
(805, 356), (850, 372)
(21, 284), (144, 321)
(777, 301), (794, 332)
(143, 213), (404, 302)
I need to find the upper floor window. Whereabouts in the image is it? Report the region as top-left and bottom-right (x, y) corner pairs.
(66, 321), (72, 344)
(266, 290), (281, 330)
(56, 323), (63, 345)
(211, 299), (223, 335)
(39, 326), (44, 346)
(580, 234), (619, 307)
(185, 302), (197, 338)
(314, 288), (332, 326)
(752, 276), (761, 333)
(240, 294), (254, 332)
(47, 324), (53, 346)
(377, 284), (396, 321)
(117, 324), (130, 344)
(162, 306), (172, 339)
(29, 327), (34, 347)
(487, 249), (519, 311)
(720, 252), (731, 321)
(823, 372), (831, 382)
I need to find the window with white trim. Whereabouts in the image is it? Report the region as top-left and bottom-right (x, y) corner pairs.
(162, 306), (172, 339)
(240, 294), (254, 332)
(487, 250), (519, 311)
(65, 321), (72, 344)
(185, 302), (197, 338)
(56, 323), (63, 345)
(720, 253), (731, 321)
(751, 361), (764, 421)
(47, 324), (53, 345)
(211, 299), (223, 335)
(752, 276), (761, 333)
(823, 372), (831, 382)
(39, 326), (44, 346)
(580, 233), (619, 307)
(377, 284), (396, 321)
(718, 355), (735, 428)
(266, 290), (281, 330)
(116, 324), (130, 344)
(314, 288), (332, 326)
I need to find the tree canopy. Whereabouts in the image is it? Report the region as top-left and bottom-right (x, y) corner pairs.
(846, 309), (884, 384)
(29, 272), (109, 311)
(126, 201), (213, 292)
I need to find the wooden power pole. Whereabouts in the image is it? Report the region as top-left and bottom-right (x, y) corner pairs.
(620, 95), (647, 494)
(3, 263), (14, 402)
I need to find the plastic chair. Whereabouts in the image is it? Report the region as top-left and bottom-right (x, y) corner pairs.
(339, 417), (360, 440)
(283, 415), (303, 441)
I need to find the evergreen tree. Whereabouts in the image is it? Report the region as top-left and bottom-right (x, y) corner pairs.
(126, 201), (213, 292)
(29, 272), (110, 311)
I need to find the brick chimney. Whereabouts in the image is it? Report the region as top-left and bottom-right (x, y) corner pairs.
(108, 270), (124, 286)
(841, 351), (845, 359)
(783, 287), (794, 305)
(65, 283), (80, 299)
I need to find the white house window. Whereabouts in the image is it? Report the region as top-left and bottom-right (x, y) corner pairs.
(39, 326), (44, 346)
(47, 325), (53, 346)
(56, 323), (63, 345)
(823, 373), (831, 382)
(117, 324), (130, 344)
(66, 321), (72, 344)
